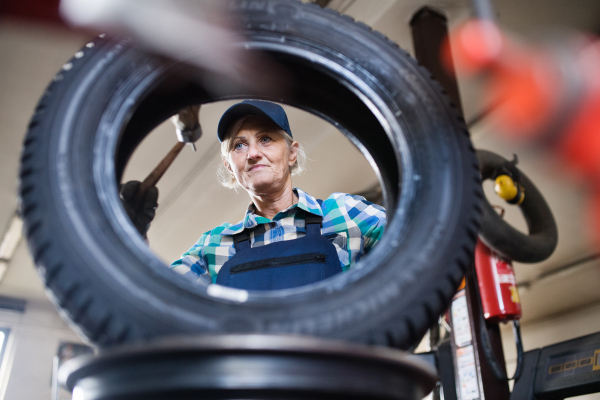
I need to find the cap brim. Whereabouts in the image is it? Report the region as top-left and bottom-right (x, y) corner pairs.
(217, 103), (286, 142)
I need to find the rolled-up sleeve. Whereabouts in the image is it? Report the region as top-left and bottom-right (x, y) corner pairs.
(345, 194), (386, 253)
(170, 233), (212, 285)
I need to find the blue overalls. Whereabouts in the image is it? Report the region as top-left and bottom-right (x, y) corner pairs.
(215, 212), (342, 290)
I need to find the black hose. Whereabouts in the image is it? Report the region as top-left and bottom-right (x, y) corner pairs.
(471, 269), (524, 381)
(512, 320), (524, 380)
(478, 316), (524, 381)
(477, 150), (558, 263)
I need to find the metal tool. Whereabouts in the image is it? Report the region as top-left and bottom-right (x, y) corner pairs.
(136, 105), (202, 199)
(171, 104), (202, 151)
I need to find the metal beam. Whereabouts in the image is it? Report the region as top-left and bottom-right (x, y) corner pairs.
(410, 7), (464, 115)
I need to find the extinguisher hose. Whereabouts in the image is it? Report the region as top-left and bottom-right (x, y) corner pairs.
(512, 320), (524, 380)
(477, 299), (524, 381)
(469, 266), (524, 380)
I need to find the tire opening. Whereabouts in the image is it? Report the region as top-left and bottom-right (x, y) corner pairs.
(102, 47), (404, 296)
(121, 102), (385, 276)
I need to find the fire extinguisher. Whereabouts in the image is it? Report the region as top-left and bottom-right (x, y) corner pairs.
(474, 236), (525, 381)
(474, 240), (525, 381)
(474, 239), (522, 324)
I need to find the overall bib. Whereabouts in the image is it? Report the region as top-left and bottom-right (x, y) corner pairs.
(216, 212), (342, 290)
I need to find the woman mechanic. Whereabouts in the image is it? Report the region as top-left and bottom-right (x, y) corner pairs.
(123, 100), (386, 290)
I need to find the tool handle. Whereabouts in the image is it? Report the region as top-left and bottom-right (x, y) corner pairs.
(135, 141), (185, 202)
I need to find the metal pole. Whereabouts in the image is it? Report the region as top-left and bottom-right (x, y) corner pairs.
(410, 6), (510, 400)
(410, 6), (464, 115)
(471, 0), (496, 21)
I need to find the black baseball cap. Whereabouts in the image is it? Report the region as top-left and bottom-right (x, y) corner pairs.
(217, 100), (292, 142)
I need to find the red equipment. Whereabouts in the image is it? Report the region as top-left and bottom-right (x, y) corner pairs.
(474, 239), (522, 323)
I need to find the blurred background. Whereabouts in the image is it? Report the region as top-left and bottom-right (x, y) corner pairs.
(1, 0), (600, 399)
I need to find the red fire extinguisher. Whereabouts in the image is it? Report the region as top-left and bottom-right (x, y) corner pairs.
(473, 237), (525, 382)
(474, 239), (522, 324)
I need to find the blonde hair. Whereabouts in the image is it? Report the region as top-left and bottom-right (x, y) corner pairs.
(217, 115), (306, 189)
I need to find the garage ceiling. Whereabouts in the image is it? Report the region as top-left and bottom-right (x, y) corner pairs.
(0, 0), (599, 331)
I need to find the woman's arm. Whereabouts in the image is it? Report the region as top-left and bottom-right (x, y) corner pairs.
(343, 193), (387, 254)
(170, 232), (213, 285)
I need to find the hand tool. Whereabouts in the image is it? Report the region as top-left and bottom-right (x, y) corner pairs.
(135, 105), (201, 200)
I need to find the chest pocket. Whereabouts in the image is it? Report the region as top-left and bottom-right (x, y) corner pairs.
(215, 213), (342, 290)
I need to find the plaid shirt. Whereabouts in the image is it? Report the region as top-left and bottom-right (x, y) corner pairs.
(170, 188), (386, 284)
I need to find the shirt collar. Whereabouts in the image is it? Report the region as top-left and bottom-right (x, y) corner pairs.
(295, 187), (323, 216)
(220, 188), (323, 236)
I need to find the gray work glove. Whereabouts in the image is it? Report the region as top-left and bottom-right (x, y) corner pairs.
(119, 181), (158, 239)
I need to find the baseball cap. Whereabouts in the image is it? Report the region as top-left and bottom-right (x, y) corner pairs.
(217, 100), (292, 142)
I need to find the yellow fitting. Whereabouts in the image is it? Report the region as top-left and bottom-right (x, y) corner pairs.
(495, 175), (524, 204)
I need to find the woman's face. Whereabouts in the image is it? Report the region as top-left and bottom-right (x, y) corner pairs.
(226, 117), (298, 195)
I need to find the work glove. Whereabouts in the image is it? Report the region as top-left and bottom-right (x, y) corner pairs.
(119, 181), (159, 239)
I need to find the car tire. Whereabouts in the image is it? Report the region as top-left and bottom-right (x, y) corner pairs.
(19, 0), (482, 348)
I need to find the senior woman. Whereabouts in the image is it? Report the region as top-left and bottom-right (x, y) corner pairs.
(169, 100), (386, 290)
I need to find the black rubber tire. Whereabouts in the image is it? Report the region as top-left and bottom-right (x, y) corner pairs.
(19, 0), (482, 348)
(477, 150), (557, 263)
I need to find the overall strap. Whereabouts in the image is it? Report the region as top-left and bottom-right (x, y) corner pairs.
(233, 230), (251, 252)
(305, 212), (323, 236)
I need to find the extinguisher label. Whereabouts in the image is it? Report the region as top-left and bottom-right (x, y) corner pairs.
(509, 285), (521, 304)
(497, 274), (516, 285)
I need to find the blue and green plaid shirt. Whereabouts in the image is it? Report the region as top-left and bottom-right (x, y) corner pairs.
(170, 188), (386, 284)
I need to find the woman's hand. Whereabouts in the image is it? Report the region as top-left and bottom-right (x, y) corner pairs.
(119, 181), (158, 239)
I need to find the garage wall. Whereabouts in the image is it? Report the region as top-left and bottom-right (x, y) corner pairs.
(0, 17), (90, 400)
(0, 300), (85, 400)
